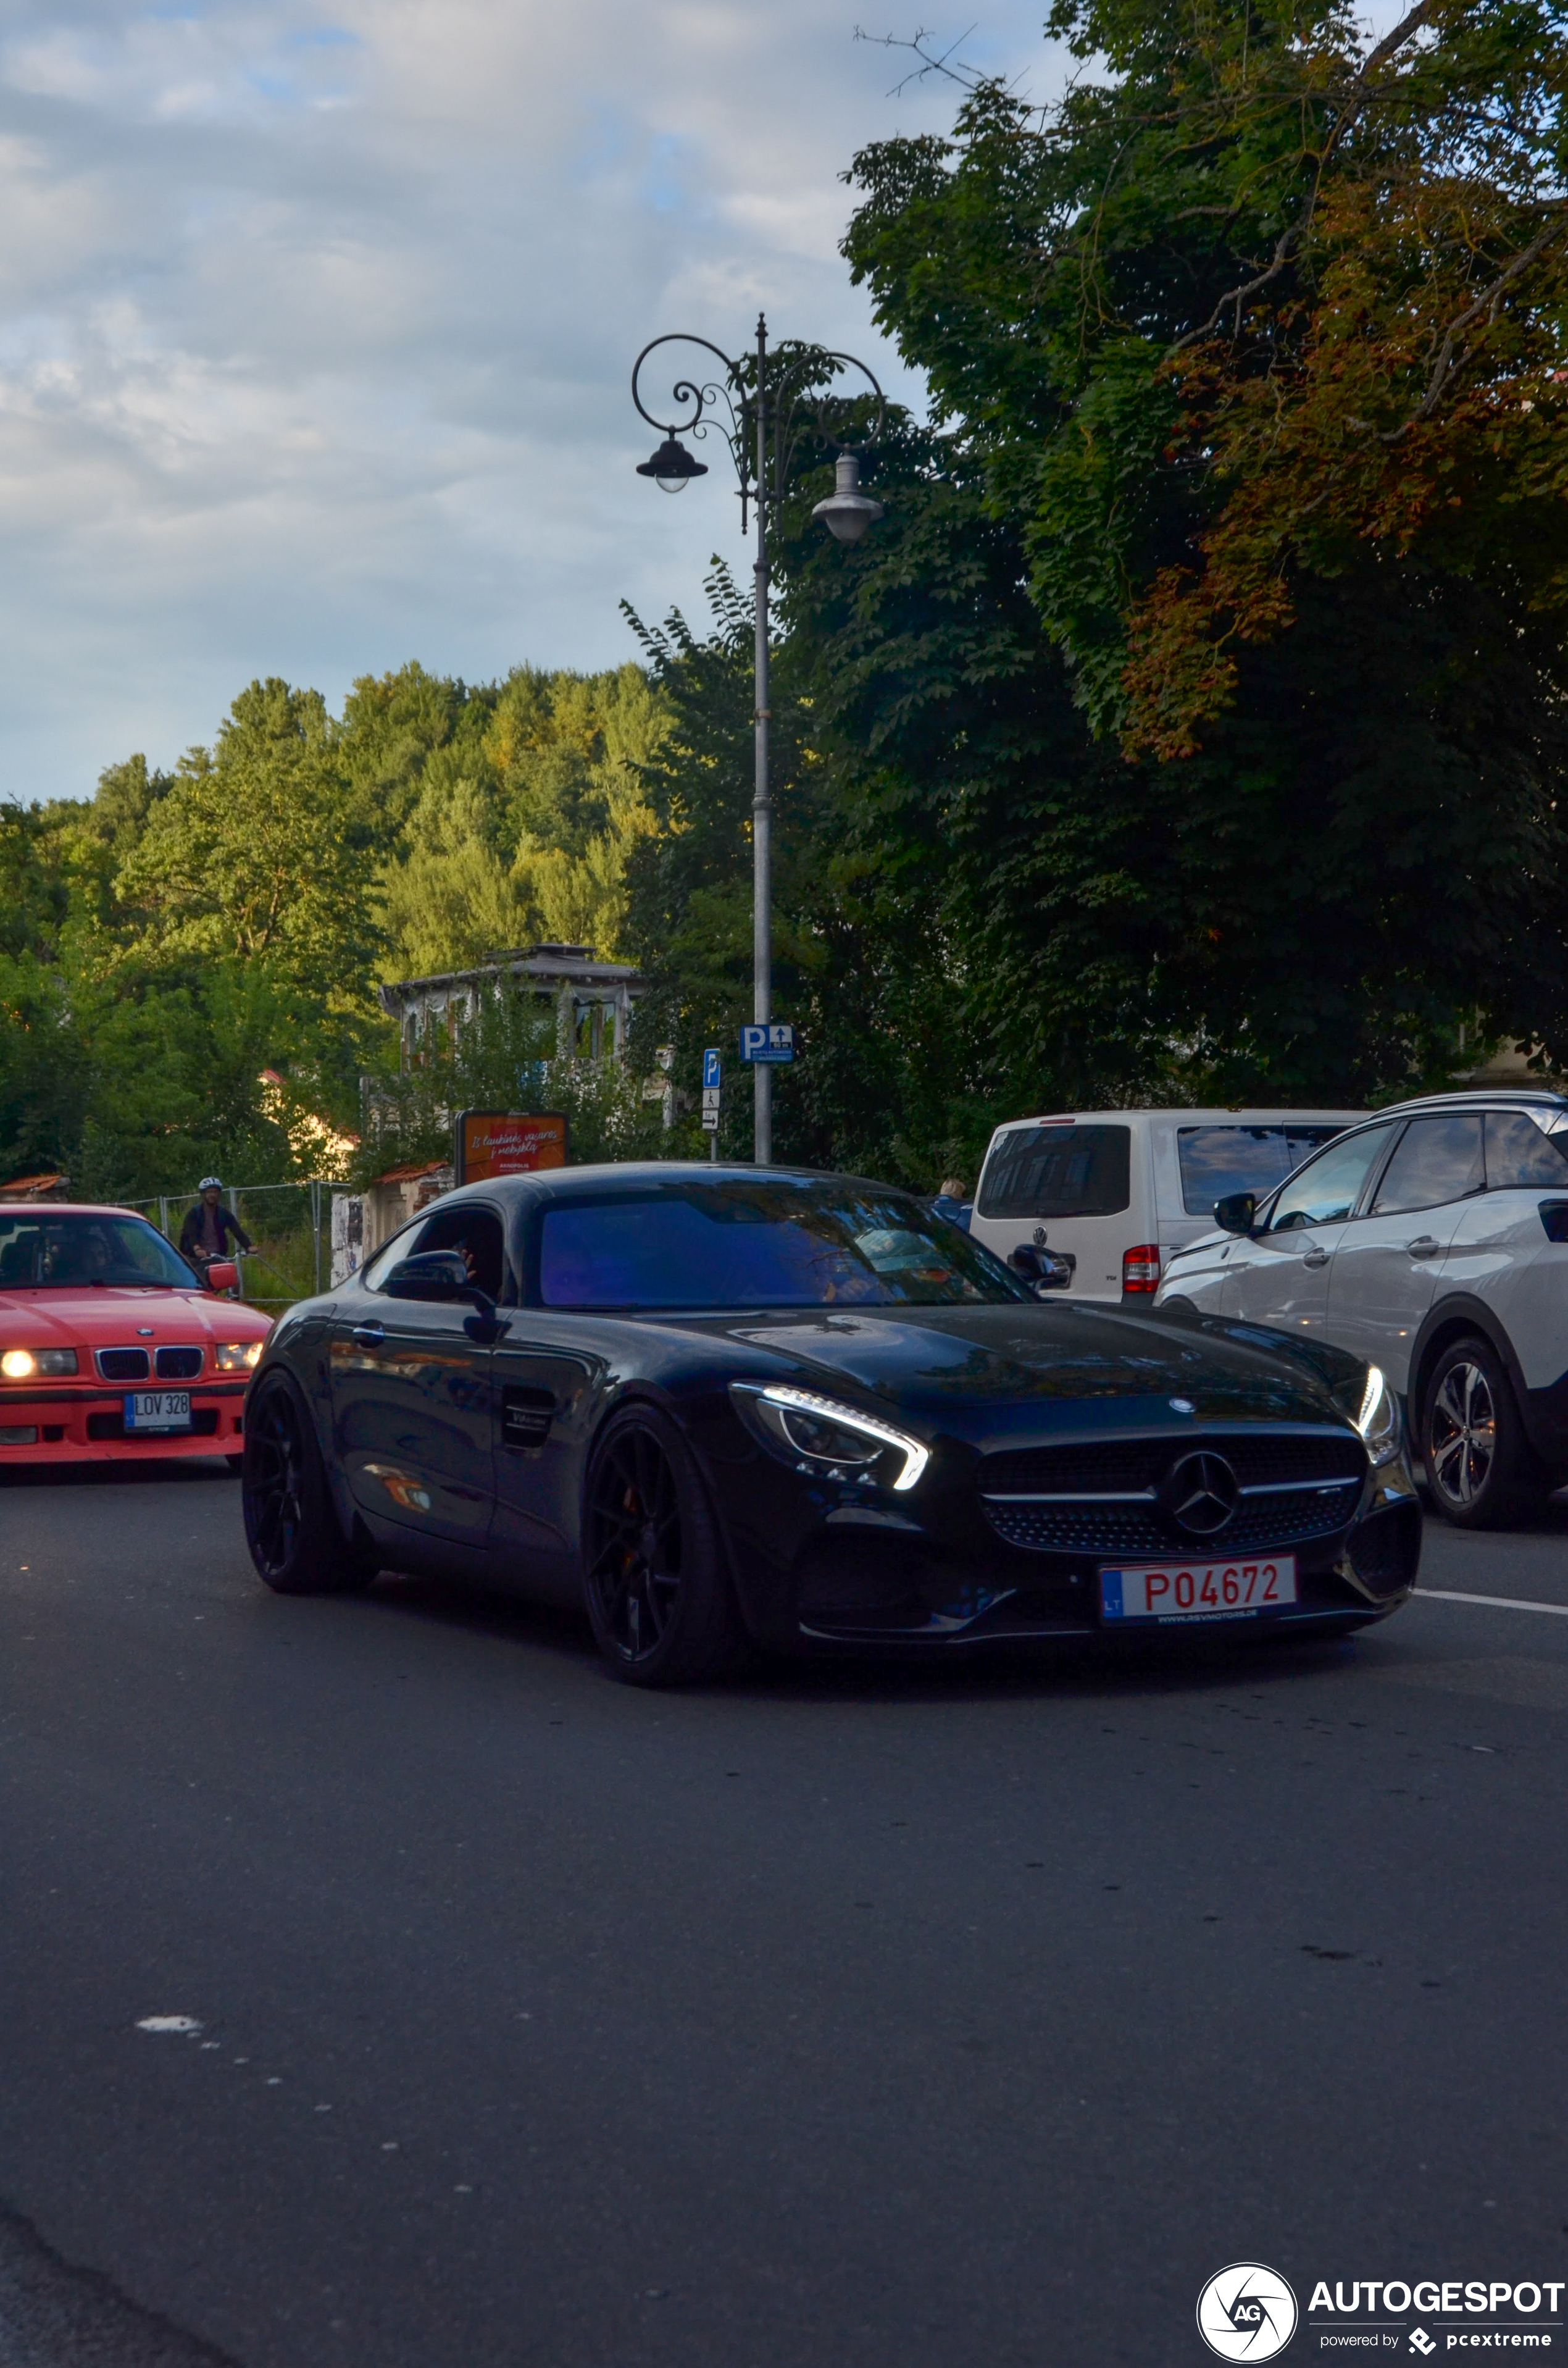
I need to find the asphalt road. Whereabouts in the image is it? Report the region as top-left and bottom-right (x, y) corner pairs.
(4, 1464), (1568, 2368)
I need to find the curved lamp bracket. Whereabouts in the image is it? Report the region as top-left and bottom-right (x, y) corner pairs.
(631, 332), (744, 445)
(632, 327), (886, 530)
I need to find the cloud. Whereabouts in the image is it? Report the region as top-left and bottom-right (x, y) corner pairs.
(0, 1), (1051, 801)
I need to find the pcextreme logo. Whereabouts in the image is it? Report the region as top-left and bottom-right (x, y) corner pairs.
(1198, 2264), (1300, 2361)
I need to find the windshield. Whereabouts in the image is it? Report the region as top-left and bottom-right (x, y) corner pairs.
(0, 1211), (202, 1291)
(536, 1180), (1034, 1310)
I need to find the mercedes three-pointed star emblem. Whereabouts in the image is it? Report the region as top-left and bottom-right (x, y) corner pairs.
(1159, 1449), (1241, 1539)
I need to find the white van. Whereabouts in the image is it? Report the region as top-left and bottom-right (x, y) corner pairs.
(968, 1109), (1364, 1305)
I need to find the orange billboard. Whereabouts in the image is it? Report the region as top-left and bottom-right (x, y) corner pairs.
(455, 1110), (568, 1185)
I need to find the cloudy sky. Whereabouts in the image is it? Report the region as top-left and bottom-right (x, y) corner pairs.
(0, 0), (1059, 805)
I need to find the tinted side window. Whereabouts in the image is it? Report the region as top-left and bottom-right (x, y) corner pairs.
(413, 1205), (506, 1300)
(1485, 1110), (1568, 1190)
(364, 1206), (507, 1300)
(1268, 1124), (1398, 1230)
(1176, 1124), (1347, 1217)
(1372, 1115), (1484, 1215)
(977, 1125), (1131, 1220)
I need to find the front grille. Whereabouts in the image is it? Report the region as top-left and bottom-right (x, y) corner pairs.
(86, 1408), (220, 1441)
(155, 1346), (204, 1379)
(986, 1490), (1359, 1558)
(979, 1429), (1366, 1560)
(96, 1347), (150, 1381)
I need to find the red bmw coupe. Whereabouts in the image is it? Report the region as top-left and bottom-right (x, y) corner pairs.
(0, 1203), (271, 1470)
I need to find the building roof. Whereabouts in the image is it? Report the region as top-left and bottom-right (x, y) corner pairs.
(370, 1160), (452, 1188)
(378, 942), (646, 1014)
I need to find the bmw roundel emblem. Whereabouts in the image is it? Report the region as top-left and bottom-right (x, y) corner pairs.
(1159, 1449), (1241, 1539)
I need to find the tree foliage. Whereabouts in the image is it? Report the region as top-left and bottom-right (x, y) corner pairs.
(826, 0), (1568, 1095)
(845, 0), (1568, 755)
(2, 661), (671, 1199)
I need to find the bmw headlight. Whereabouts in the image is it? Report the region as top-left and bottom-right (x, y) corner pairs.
(732, 1383), (931, 1492)
(214, 1341), (263, 1373)
(1355, 1364), (1402, 1468)
(1, 1347), (78, 1379)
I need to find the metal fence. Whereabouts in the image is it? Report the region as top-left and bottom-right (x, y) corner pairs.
(125, 1179), (334, 1307)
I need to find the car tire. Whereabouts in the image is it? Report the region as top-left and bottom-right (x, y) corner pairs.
(582, 1402), (751, 1687)
(1422, 1335), (1546, 1530)
(243, 1371), (375, 1595)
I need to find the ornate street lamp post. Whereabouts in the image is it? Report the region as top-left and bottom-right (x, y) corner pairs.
(632, 316), (885, 1165)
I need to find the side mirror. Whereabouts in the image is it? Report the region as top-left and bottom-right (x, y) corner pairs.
(383, 1249), (509, 1342)
(205, 1259), (238, 1293)
(384, 1250), (472, 1302)
(1214, 1192), (1257, 1236)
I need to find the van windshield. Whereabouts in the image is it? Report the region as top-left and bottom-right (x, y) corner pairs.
(976, 1125), (1131, 1220)
(1177, 1125), (1348, 1218)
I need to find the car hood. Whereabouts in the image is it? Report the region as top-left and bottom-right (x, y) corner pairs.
(0, 1286), (272, 1349)
(689, 1301), (1362, 1443)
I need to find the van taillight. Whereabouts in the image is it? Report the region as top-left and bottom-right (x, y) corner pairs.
(1122, 1244), (1161, 1294)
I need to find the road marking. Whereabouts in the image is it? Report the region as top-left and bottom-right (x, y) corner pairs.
(1419, 1588), (1568, 1618)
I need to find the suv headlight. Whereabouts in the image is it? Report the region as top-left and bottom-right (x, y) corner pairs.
(1356, 1364), (1402, 1468)
(214, 1341), (263, 1373)
(732, 1383), (931, 1491)
(1, 1347), (78, 1379)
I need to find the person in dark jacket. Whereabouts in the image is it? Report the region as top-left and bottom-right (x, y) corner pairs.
(179, 1177), (253, 1274)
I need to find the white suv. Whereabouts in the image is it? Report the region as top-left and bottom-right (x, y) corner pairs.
(1156, 1090), (1568, 1527)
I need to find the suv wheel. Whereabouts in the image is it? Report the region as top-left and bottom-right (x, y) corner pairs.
(1422, 1336), (1545, 1530)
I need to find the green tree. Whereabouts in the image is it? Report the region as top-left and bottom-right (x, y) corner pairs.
(827, 2), (1568, 1093)
(117, 679), (383, 1008)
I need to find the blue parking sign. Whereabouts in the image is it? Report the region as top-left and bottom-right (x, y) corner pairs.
(740, 1023), (796, 1065)
(703, 1048), (722, 1090)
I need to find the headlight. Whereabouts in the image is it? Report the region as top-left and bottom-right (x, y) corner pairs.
(733, 1383), (930, 1492)
(214, 1341), (263, 1373)
(1356, 1364), (1402, 1468)
(1, 1347), (78, 1379)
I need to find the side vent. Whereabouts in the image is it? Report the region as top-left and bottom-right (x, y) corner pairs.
(502, 1386), (556, 1450)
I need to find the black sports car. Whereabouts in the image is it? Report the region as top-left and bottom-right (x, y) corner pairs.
(241, 1163), (1421, 1684)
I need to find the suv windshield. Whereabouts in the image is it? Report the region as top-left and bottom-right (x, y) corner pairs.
(0, 1211), (201, 1291)
(537, 1180), (1033, 1310)
(977, 1125), (1131, 1220)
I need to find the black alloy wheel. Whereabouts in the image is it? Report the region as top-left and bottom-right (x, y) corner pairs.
(582, 1404), (749, 1686)
(243, 1372), (374, 1595)
(1422, 1335), (1544, 1531)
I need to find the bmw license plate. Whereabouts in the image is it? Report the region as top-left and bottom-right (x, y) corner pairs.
(1100, 1555), (1297, 1623)
(124, 1390), (191, 1433)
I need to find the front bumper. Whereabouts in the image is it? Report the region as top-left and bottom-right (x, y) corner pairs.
(699, 1399), (1420, 1654)
(0, 1383), (249, 1464)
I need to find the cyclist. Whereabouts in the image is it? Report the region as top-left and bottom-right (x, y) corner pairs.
(178, 1177), (254, 1279)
